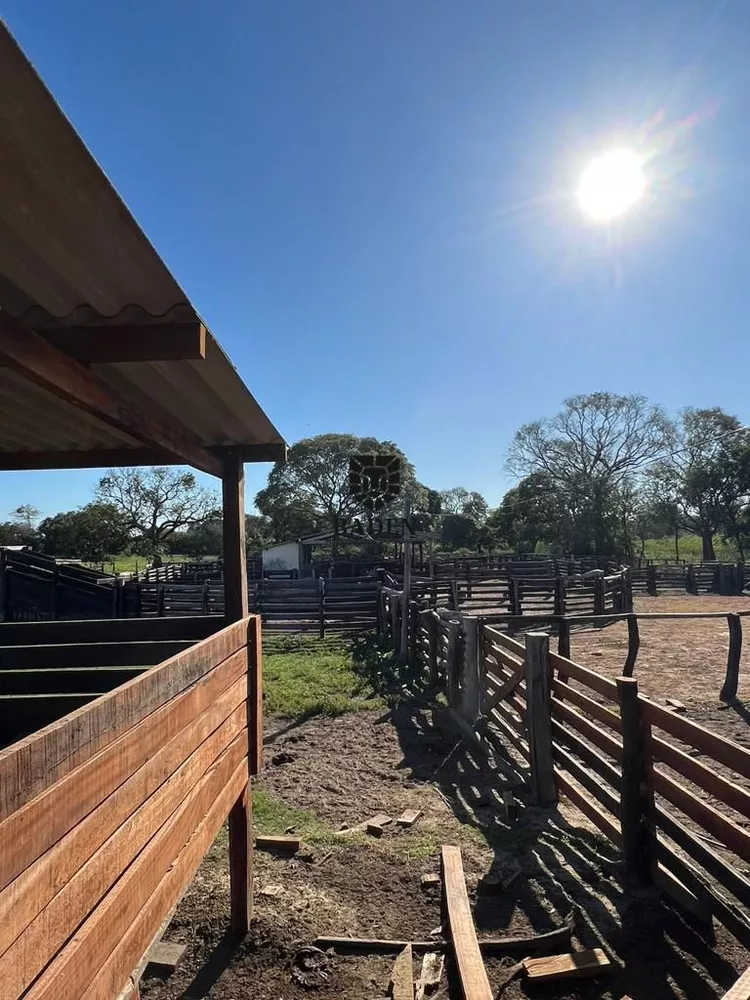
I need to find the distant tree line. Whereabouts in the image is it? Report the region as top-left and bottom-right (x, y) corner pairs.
(7, 398), (750, 564)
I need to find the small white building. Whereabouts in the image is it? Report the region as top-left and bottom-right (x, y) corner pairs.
(262, 540), (302, 576)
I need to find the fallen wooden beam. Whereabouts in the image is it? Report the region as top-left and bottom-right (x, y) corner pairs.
(389, 944), (414, 1000)
(255, 835), (300, 852)
(315, 911), (576, 955)
(366, 814), (393, 837)
(441, 845), (493, 1000)
(522, 948), (613, 983)
(144, 940), (187, 977)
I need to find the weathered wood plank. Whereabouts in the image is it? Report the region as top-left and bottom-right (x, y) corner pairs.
(0, 647), (247, 892)
(0, 640), (193, 669)
(390, 944), (414, 1000)
(641, 695), (750, 781)
(551, 698), (623, 761)
(441, 845), (492, 1000)
(22, 737), (248, 1000)
(0, 618), (247, 820)
(1, 709), (245, 996)
(522, 948), (612, 982)
(38, 322), (206, 364)
(549, 651), (619, 701)
(723, 966), (750, 998)
(555, 770), (623, 847)
(550, 678), (621, 733)
(248, 615), (263, 774)
(0, 677), (245, 961)
(229, 779), (252, 935)
(651, 732), (750, 821)
(525, 633), (556, 805)
(0, 616), (219, 646)
(0, 667), (146, 695)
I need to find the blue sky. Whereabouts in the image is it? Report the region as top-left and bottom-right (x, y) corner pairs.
(3, 0), (750, 520)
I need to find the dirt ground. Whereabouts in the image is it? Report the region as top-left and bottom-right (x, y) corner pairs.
(141, 603), (750, 1000)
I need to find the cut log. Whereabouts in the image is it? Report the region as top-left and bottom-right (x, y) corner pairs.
(396, 808), (422, 828)
(441, 845), (493, 1000)
(415, 952), (444, 1000)
(144, 941), (187, 977)
(389, 944), (414, 1000)
(255, 835), (300, 852)
(421, 873), (440, 891)
(523, 948), (613, 982)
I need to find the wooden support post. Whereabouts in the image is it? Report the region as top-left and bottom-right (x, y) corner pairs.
(646, 565), (658, 597)
(318, 577), (326, 638)
(721, 614), (743, 703)
(553, 575), (566, 616)
(616, 676), (655, 885)
(593, 575), (605, 616)
(450, 578), (460, 612)
(390, 594), (399, 643)
(248, 614), (264, 774)
(228, 779), (252, 935)
(738, 562), (746, 595)
(0, 548), (6, 622)
(461, 616), (481, 722)
(157, 583), (165, 617)
(409, 602), (419, 666)
(508, 577), (521, 616)
(466, 562), (473, 600)
(557, 618), (571, 660)
(51, 563), (60, 620)
(686, 563), (697, 595)
(446, 622), (462, 709)
(525, 632), (556, 806)
(623, 613), (640, 677)
(222, 448), (248, 622)
(427, 611), (439, 686)
(376, 582), (383, 633)
(202, 580), (210, 614)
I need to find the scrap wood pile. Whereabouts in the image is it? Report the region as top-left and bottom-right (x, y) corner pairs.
(314, 846), (614, 998)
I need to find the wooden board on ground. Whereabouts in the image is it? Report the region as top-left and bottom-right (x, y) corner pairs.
(523, 948), (612, 983)
(396, 808), (422, 828)
(145, 941), (187, 977)
(441, 845), (493, 1000)
(255, 835), (299, 852)
(415, 952), (444, 1000)
(389, 944), (414, 1000)
(366, 814), (393, 837)
(724, 966), (750, 998)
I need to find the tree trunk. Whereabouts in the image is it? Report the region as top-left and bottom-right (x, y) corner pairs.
(674, 527), (680, 563)
(701, 530), (716, 562)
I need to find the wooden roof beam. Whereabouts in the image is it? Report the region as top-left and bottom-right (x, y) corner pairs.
(37, 322), (207, 364)
(0, 443), (287, 471)
(0, 312), (223, 477)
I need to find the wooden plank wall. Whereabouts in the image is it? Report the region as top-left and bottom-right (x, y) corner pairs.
(0, 614), (261, 1000)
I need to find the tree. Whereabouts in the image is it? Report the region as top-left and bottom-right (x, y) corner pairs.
(169, 518), (224, 559)
(439, 487), (488, 523)
(440, 513), (479, 551)
(651, 408), (750, 561)
(508, 393), (671, 554)
(11, 504), (39, 529)
(488, 473), (562, 553)
(95, 467), (218, 555)
(39, 503), (130, 562)
(255, 485), (322, 543)
(257, 434), (416, 535)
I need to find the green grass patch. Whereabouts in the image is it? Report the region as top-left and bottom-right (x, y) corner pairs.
(263, 634), (385, 720)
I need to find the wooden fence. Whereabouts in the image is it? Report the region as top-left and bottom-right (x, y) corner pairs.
(378, 594), (750, 948)
(0, 614), (262, 999)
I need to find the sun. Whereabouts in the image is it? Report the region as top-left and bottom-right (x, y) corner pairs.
(578, 148), (646, 222)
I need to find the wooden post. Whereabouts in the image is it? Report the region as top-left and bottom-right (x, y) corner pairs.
(450, 577), (460, 612)
(0, 548), (6, 622)
(390, 593), (399, 643)
(427, 611), (439, 686)
(466, 562), (473, 600)
(553, 575), (566, 616)
(686, 564), (697, 595)
(221, 448), (252, 935)
(508, 577), (521, 616)
(318, 577), (326, 638)
(720, 614), (743, 703)
(646, 565), (657, 597)
(525, 632), (556, 806)
(446, 621), (463, 709)
(376, 582), (383, 633)
(157, 583), (165, 617)
(623, 614), (640, 677)
(222, 448), (249, 622)
(616, 676), (655, 885)
(461, 616), (481, 722)
(51, 563), (60, 620)
(202, 580), (210, 614)
(557, 618), (571, 660)
(400, 500), (412, 664)
(593, 575), (605, 616)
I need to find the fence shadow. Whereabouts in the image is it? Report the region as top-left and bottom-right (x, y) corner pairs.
(382, 696), (743, 1000)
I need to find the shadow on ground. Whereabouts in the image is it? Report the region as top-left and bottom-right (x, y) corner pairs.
(350, 634), (747, 1000)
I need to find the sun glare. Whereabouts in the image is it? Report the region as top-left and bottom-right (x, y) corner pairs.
(578, 148), (646, 222)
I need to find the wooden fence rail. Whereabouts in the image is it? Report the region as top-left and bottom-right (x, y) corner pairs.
(377, 590), (750, 948)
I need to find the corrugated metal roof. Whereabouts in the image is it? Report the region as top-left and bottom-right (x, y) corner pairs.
(0, 22), (285, 463)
